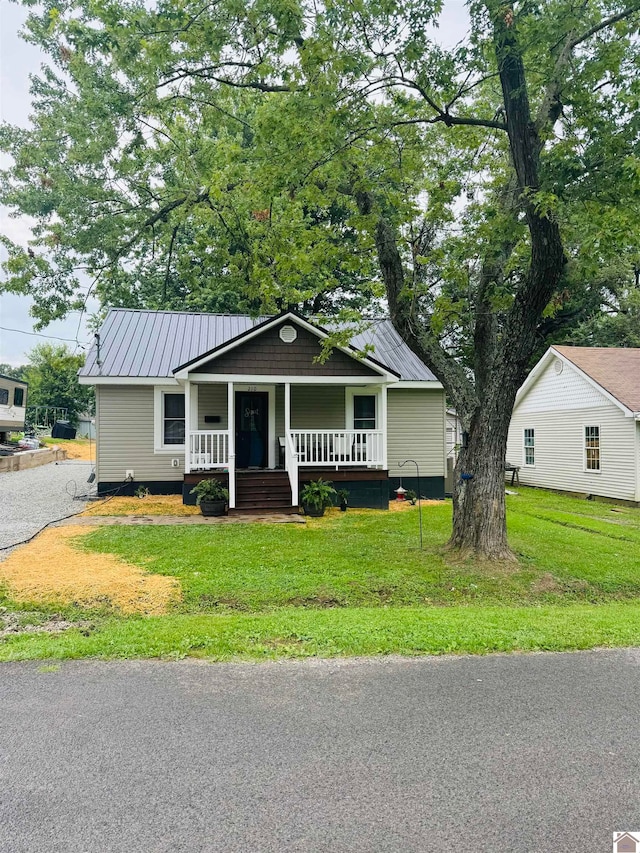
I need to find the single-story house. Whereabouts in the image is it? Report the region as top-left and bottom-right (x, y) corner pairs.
(78, 309), (447, 511)
(0, 374), (28, 442)
(506, 346), (640, 503)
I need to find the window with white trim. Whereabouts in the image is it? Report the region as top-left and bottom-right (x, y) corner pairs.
(163, 393), (185, 445)
(353, 395), (376, 430)
(523, 428), (535, 466)
(585, 425), (600, 471)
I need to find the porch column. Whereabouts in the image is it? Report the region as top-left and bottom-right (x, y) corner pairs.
(227, 381), (235, 509)
(284, 382), (298, 506)
(380, 383), (388, 470)
(184, 379), (191, 474)
(284, 382), (291, 438)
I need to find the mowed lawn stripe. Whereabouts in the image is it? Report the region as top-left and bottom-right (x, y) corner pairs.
(1, 602), (640, 661)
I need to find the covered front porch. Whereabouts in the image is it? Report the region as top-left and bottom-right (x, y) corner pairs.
(180, 380), (389, 510)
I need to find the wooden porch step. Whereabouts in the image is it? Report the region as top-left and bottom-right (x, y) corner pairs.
(235, 469), (293, 512)
(229, 505), (300, 516)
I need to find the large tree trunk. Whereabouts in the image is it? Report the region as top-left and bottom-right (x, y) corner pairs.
(448, 391), (517, 560)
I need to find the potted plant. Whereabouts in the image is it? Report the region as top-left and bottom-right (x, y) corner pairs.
(337, 488), (349, 512)
(190, 478), (229, 517)
(405, 489), (418, 506)
(300, 478), (337, 517)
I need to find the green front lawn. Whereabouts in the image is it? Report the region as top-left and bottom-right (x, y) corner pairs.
(76, 493), (640, 609)
(2, 487), (640, 660)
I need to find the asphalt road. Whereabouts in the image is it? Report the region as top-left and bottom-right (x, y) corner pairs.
(0, 460), (92, 551)
(1, 649), (639, 852)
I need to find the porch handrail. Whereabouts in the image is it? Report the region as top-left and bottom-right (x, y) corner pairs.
(284, 432), (299, 506)
(288, 430), (384, 467)
(188, 430), (230, 470)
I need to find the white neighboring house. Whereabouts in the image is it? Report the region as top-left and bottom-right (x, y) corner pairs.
(0, 374), (28, 442)
(506, 346), (640, 503)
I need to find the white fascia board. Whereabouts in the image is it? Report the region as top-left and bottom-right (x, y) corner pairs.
(174, 312), (395, 379)
(388, 380), (443, 390)
(78, 375), (180, 386)
(512, 347), (555, 407)
(176, 373), (392, 384)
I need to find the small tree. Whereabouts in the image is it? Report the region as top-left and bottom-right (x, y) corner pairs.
(23, 344), (93, 426)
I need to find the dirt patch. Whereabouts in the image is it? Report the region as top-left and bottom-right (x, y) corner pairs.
(530, 572), (592, 596)
(0, 527), (180, 614)
(44, 440), (94, 461)
(0, 608), (93, 638)
(82, 495), (200, 517)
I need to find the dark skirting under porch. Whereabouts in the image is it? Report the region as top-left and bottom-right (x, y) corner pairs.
(299, 468), (389, 510)
(387, 476), (445, 501)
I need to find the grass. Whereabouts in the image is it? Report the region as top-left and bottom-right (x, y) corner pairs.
(2, 487), (640, 661)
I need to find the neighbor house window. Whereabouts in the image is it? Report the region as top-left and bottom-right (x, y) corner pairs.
(0, 389), (8, 405)
(524, 428), (535, 466)
(585, 426), (600, 471)
(13, 388), (24, 407)
(353, 395), (376, 430)
(163, 393), (185, 445)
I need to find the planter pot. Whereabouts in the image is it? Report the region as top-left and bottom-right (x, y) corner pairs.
(302, 503), (326, 518)
(200, 500), (227, 517)
(339, 503), (348, 512)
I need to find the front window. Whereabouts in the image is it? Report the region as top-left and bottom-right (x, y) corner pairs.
(353, 395), (376, 430)
(524, 428), (535, 466)
(585, 426), (600, 471)
(163, 393), (185, 445)
(0, 389), (8, 405)
(13, 388), (24, 407)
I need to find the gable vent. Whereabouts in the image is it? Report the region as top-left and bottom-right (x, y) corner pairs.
(554, 358), (564, 375)
(279, 324), (297, 344)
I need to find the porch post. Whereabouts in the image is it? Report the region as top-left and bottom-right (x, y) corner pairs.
(227, 381), (235, 509)
(184, 379), (191, 474)
(284, 382), (291, 439)
(284, 382), (298, 506)
(380, 383), (388, 470)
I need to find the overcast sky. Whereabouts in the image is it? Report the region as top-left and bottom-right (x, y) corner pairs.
(0, 0), (469, 367)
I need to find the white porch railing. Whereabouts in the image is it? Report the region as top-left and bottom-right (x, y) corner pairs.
(284, 432), (299, 505)
(289, 430), (385, 467)
(188, 431), (229, 470)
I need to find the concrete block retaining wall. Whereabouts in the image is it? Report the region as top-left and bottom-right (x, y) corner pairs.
(0, 447), (68, 474)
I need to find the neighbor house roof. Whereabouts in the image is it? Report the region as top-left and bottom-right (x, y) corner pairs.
(553, 346), (640, 412)
(79, 309), (438, 382)
(0, 374), (28, 386)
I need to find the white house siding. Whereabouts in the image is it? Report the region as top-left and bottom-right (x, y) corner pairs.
(386, 389), (446, 477)
(507, 360), (638, 501)
(96, 386), (184, 484)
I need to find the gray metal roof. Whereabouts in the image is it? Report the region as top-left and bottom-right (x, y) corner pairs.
(79, 309), (438, 382)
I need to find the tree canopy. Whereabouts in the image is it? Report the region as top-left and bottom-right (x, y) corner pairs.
(2, 0), (640, 555)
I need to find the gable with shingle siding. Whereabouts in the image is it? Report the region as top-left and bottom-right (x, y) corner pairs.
(193, 322), (380, 377)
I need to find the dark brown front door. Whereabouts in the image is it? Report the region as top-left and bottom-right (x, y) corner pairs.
(235, 391), (268, 468)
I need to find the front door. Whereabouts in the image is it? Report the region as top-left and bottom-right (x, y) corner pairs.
(235, 391), (268, 468)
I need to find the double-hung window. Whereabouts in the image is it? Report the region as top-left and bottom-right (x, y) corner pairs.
(523, 428), (535, 466)
(585, 426), (600, 471)
(163, 393), (185, 446)
(353, 395), (376, 430)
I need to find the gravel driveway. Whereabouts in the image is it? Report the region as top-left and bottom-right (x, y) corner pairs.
(0, 460), (93, 552)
